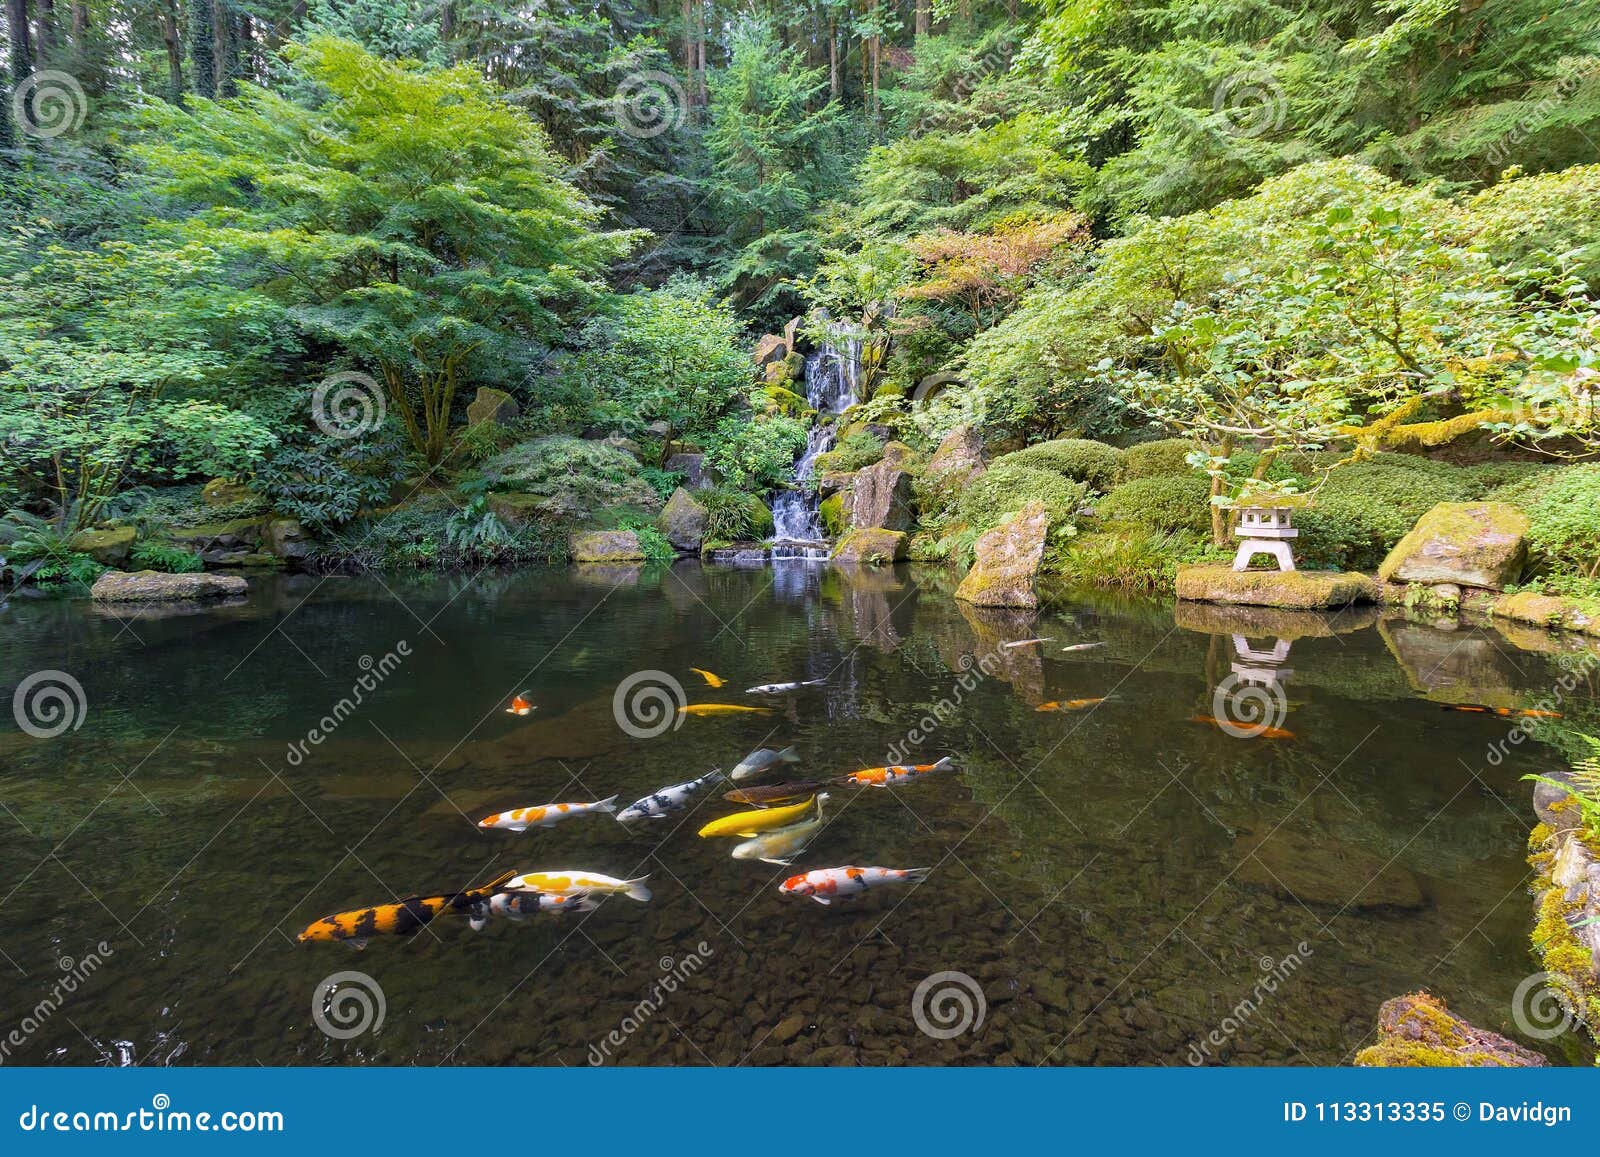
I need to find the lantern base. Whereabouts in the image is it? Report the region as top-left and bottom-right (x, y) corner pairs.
(1232, 539), (1296, 572)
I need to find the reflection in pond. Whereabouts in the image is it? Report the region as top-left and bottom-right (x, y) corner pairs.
(0, 563), (1593, 1067)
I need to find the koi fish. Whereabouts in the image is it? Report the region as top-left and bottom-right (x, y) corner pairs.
(746, 678), (828, 695)
(506, 691), (535, 716)
(298, 871), (517, 947)
(1442, 704), (1563, 719)
(1036, 698), (1109, 712)
(617, 769), (726, 823)
(1189, 715), (1296, 740)
(679, 704), (774, 717)
(838, 756), (955, 788)
(698, 794), (821, 838)
(779, 866), (931, 906)
(1060, 643), (1105, 653)
(732, 795), (829, 865)
(723, 779), (826, 806)
(478, 796), (618, 832)
(1001, 638), (1053, 649)
(690, 668), (727, 688)
(505, 871), (652, 901)
(731, 745), (802, 781)
(470, 892), (597, 929)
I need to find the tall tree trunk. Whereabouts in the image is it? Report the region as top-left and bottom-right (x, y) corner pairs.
(237, 11), (253, 85)
(7, 0), (33, 82)
(69, 0), (85, 40)
(693, 0), (706, 109)
(34, 0), (53, 59)
(914, 0), (930, 37)
(439, 0), (453, 41)
(828, 12), (840, 101)
(161, 0), (184, 105)
(212, 0), (236, 97)
(868, 0), (880, 123)
(188, 0), (215, 98)
(680, 0), (693, 115)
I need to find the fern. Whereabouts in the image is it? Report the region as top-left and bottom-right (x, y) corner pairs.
(1524, 735), (1600, 839)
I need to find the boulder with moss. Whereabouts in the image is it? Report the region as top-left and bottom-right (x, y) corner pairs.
(955, 501), (1050, 609)
(570, 530), (646, 563)
(201, 477), (258, 508)
(91, 570), (249, 601)
(466, 387), (519, 428)
(1378, 501), (1528, 589)
(832, 528), (908, 565)
(1176, 565), (1376, 608)
(657, 488), (709, 552)
(753, 334), (787, 366)
(1353, 993), (1545, 1067)
(848, 451), (918, 532)
(819, 492), (847, 538)
(925, 425), (987, 485)
(69, 526), (135, 566)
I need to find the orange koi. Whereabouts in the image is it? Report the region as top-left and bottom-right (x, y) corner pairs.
(1443, 704), (1562, 719)
(1036, 698), (1109, 712)
(837, 757), (955, 788)
(506, 691), (535, 716)
(678, 703), (773, 717)
(1189, 715), (1296, 741)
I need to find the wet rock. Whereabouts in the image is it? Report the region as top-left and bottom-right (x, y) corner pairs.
(955, 501), (1049, 609)
(1354, 992), (1546, 1067)
(1378, 502), (1528, 590)
(1234, 828), (1426, 910)
(847, 458), (916, 531)
(465, 387), (519, 428)
(1176, 565), (1376, 609)
(1491, 591), (1600, 636)
(168, 517), (265, 552)
(91, 570), (248, 601)
(831, 528), (907, 566)
(570, 530), (646, 563)
(926, 425), (986, 484)
(656, 488), (708, 552)
(771, 1013), (806, 1044)
(68, 526), (135, 566)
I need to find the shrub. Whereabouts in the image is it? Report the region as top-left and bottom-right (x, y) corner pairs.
(704, 414), (809, 491)
(639, 466), (687, 501)
(129, 541), (204, 573)
(955, 462), (1090, 535)
(994, 438), (1125, 493)
(1095, 474), (1212, 535)
(254, 439), (397, 531)
(615, 513), (677, 561)
(701, 487), (772, 544)
(1120, 438), (1200, 481)
(326, 495), (565, 569)
(1459, 461), (1547, 495)
(814, 431), (885, 475)
(1295, 460), (1474, 570)
(477, 436), (661, 519)
(1490, 464), (1600, 578)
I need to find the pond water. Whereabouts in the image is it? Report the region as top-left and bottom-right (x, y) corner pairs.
(0, 562), (1592, 1066)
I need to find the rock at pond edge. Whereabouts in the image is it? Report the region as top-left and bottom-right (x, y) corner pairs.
(832, 528), (908, 566)
(91, 570), (249, 602)
(1353, 992), (1545, 1067)
(1377, 501), (1528, 590)
(955, 501), (1049, 609)
(1176, 565), (1375, 609)
(570, 530), (646, 563)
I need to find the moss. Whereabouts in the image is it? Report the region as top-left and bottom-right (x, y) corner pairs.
(815, 431), (886, 475)
(1120, 438), (1199, 481)
(955, 462), (1089, 536)
(1176, 565), (1376, 608)
(994, 438), (1125, 493)
(832, 528), (907, 565)
(819, 492), (846, 538)
(763, 384), (812, 418)
(1096, 474), (1212, 535)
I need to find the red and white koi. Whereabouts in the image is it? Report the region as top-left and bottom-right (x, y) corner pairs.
(505, 691), (535, 716)
(478, 796), (618, 832)
(779, 866), (931, 905)
(838, 756), (954, 788)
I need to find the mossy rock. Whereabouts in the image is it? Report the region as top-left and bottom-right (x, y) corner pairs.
(819, 493), (846, 538)
(570, 530), (646, 563)
(68, 526), (135, 566)
(1175, 565), (1376, 608)
(1490, 590), (1600, 635)
(1377, 501), (1529, 589)
(955, 501), (1050, 609)
(1353, 992), (1546, 1067)
(763, 384), (811, 418)
(200, 477), (258, 507)
(465, 387), (519, 428)
(91, 570), (249, 602)
(831, 528), (908, 566)
(656, 487), (709, 552)
(166, 518), (265, 548)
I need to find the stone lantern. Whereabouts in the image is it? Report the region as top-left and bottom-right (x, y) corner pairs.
(1231, 506), (1297, 572)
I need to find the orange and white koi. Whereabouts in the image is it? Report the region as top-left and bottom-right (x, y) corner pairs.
(1036, 697), (1109, 712)
(690, 668), (727, 688)
(1443, 704), (1563, 719)
(478, 795), (618, 832)
(779, 866), (931, 905)
(837, 756), (955, 788)
(298, 871), (516, 947)
(678, 703), (773, 717)
(505, 870), (652, 901)
(505, 691), (535, 716)
(1189, 715), (1296, 740)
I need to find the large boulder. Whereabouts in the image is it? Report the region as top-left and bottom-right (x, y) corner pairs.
(1353, 993), (1546, 1067)
(1175, 565), (1376, 609)
(263, 518), (314, 562)
(466, 387), (519, 428)
(848, 453), (916, 531)
(753, 334), (787, 366)
(68, 526), (135, 566)
(168, 518), (265, 552)
(656, 488), (709, 552)
(955, 501), (1049, 609)
(831, 528), (908, 566)
(570, 530), (646, 563)
(1378, 501), (1528, 590)
(665, 453), (712, 490)
(926, 425), (987, 484)
(91, 570), (248, 601)
(200, 477), (257, 508)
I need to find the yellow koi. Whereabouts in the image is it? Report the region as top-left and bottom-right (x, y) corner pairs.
(697, 795), (821, 838)
(690, 668), (727, 688)
(678, 703), (773, 717)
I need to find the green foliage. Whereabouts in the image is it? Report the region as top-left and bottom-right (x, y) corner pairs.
(1524, 734), (1600, 840)
(995, 438), (1125, 493)
(814, 431), (886, 475)
(1296, 459), (1474, 570)
(324, 494), (565, 570)
(253, 438), (399, 532)
(476, 436), (660, 519)
(704, 415), (809, 491)
(1121, 439), (1201, 481)
(1095, 475), (1213, 536)
(819, 492), (847, 538)
(614, 512), (677, 561)
(129, 541), (205, 574)
(1491, 465), (1600, 579)
(1048, 527), (1211, 594)
(953, 462), (1090, 536)
(639, 468), (688, 502)
(700, 486), (772, 544)
(0, 511), (105, 588)
(1470, 164), (1600, 292)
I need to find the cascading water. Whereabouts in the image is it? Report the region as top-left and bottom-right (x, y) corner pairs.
(770, 326), (862, 560)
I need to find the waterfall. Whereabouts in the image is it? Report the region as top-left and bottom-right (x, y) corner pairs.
(770, 326), (862, 561)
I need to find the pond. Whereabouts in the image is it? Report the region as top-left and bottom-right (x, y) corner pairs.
(0, 561), (1590, 1066)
